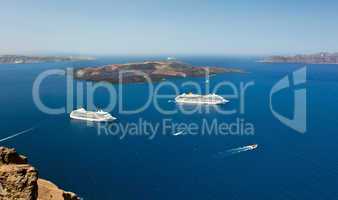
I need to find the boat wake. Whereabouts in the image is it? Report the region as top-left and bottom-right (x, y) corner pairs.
(0, 127), (36, 143)
(214, 144), (258, 158)
(173, 130), (185, 136)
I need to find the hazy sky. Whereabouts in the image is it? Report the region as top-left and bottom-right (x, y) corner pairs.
(1, 0), (338, 55)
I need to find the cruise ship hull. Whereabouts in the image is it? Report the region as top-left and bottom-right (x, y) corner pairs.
(175, 99), (227, 105)
(174, 93), (229, 105)
(70, 108), (116, 122)
(70, 114), (116, 122)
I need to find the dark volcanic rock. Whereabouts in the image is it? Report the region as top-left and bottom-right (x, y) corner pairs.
(74, 60), (244, 84)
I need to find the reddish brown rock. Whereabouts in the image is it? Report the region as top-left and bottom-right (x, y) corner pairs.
(0, 164), (38, 200)
(37, 179), (79, 200)
(0, 147), (38, 200)
(0, 147), (80, 200)
(0, 147), (27, 165)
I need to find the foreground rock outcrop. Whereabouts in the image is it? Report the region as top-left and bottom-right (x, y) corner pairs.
(0, 147), (80, 200)
(37, 179), (79, 200)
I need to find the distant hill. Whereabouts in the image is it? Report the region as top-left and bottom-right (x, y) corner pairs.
(74, 61), (244, 84)
(0, 55), (95, 64)
(261, 52), (338, 64)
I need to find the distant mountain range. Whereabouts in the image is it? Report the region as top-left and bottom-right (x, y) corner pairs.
(261, 52), (338, 64)
(0, 55), (95, 64)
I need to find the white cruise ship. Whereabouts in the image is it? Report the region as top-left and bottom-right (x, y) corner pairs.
(70, 108), (116, 122)
(175, 93), (229, 105)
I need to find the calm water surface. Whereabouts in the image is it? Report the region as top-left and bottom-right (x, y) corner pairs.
(0, 56), (337, 200)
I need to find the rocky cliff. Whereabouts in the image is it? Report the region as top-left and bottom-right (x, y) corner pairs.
(0, 147), (79, 200)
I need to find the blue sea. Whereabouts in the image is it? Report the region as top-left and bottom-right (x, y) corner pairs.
(0, 56), (338, 200)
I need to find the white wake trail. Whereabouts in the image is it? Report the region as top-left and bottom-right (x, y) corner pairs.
(173, 130), (185, 136)
(0, 127), (36, 143)
(226, 146), (252, 153)
(214, 145), (257, 158)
